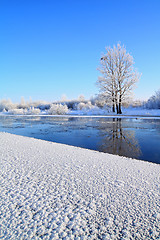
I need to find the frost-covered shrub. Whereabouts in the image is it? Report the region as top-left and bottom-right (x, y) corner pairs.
(0, 99), (17, 112)
(8, 107), (41, 115)
(8, 109), (25, 115)
(77, 102), (86, 110)
(27, 107), (41, 115)
(77, 101), (95, 110)
(48, 104), (68, 115)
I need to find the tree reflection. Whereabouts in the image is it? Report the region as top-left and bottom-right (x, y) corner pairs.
(98, 118), (141, 159)
(0, 116), (16, 128)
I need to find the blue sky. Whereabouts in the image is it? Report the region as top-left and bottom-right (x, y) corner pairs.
(0, 0), (160, 102)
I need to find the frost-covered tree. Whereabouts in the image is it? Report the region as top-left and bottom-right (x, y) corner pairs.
(0, 99), (16, 111)
(78, 94), (85, 102)
(146, 89), (160, 109)
(97, 44), (140, 114)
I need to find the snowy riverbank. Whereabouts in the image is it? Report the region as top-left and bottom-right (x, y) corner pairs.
(1, 106), (160, 117)
(0, 132), (159, 239)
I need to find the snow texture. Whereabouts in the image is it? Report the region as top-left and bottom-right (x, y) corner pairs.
(0, 132), (159, 239)
(69, 108), (160, 117)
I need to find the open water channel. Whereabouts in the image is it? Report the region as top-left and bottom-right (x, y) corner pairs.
(0, 115), (160, 164)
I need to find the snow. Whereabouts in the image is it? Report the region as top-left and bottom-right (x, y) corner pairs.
(1, 103), (160, 117)
(69, 107), (160, 117)
(120, 107), (160, 116)
(0, 132), (160, 239)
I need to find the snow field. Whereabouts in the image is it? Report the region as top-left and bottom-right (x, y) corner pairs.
(0, 132), (159, 239)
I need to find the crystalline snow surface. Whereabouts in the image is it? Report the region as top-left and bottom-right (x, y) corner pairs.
(0, 132), (159, 239)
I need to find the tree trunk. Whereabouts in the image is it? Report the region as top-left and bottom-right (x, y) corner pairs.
(114, 90), (119, 114)
(116, 103), (119, 114)
(112, 91), (115, 112)
(112, 103), (115, 112)
(119, 95), (122, 114)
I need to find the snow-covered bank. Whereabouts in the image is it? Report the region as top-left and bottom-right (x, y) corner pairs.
(0, 133), (159, 239)
(69, 108), (160, 117)
(1, 106), (160, 117)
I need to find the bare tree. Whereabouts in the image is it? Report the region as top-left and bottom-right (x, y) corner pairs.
(97, 44), (140, 114)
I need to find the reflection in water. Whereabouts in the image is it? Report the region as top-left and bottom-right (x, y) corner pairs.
(0, 116), (15, 127)
(0, 116), (36, 129)
(0, 116), (160, 163)
(98, 118), (141, 159)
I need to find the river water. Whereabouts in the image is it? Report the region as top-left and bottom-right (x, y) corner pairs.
(0, 115), (160, 164)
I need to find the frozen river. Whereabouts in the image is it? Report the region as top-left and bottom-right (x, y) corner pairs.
(0, 115), (160, 164)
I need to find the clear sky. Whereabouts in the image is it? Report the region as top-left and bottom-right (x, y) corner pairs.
(0, 0), (160, 102)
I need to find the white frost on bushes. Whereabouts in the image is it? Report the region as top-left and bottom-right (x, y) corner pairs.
(0, 98), (160, 116)
(77, 101), (97, 110)
(48, 104), (68, 115)
(8, 107), (41, 115)
(8, 109), (25, 115)
(27, 107), (41, 115)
